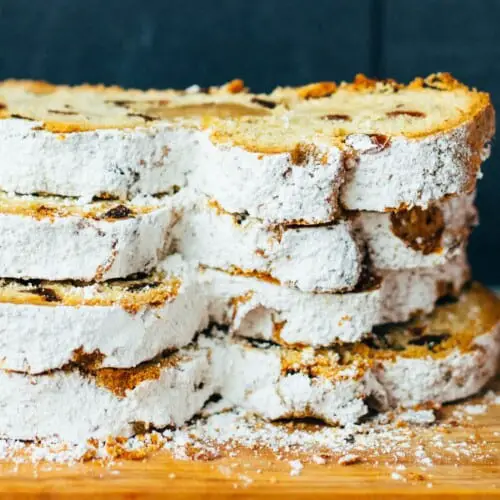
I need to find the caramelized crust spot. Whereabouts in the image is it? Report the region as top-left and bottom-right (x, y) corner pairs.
(289, 143), (328, 166)
(227, 266), (280, 285)
(93, 362), (162, 397)
(225, 79), (245, 94)
(297, 82), (337, 99)
(71, 347), (105, 370)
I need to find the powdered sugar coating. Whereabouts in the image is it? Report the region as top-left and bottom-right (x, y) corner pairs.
(0, 120), (197, 199)
(341, 126), (485, 211)
(192, 142), (344, 223)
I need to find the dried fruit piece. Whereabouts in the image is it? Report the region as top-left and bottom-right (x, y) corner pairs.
(386, 110), (426, 118)
(102, 204), (134, 219)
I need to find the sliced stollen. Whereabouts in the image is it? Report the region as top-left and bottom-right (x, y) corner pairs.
(0, 258), (207, 374)
(173, 193), (474, 292)
(0, 344), (214, 442)
(202, 254), (469, 346)
(196, 73), (493, 222)
(205, 283), (500, 425)
(173, 195), (362, 293)
(0, 192), (176, 281)
(0, 75), (493, 224)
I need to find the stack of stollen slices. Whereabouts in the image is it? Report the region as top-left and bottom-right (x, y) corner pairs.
(0, 74), (497, 444)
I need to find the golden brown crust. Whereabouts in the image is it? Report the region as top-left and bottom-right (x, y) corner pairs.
(71, 347), (105, 371)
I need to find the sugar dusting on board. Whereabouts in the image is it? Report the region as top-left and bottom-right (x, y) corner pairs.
(0, 387), (498, 483)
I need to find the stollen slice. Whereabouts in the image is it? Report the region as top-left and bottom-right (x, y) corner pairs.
(0, 192), (176, 281)
(0, 257), (207, 373)
(0, 75), (492, 224)
(202, 254), (469, 346)
(205, 282), (500, 424)
(197, 73), (493, 222)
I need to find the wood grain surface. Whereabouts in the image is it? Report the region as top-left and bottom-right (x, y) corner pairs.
(0, 377), (499, 499)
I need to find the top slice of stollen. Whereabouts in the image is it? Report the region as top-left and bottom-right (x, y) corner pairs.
(0, 75), (493, 223)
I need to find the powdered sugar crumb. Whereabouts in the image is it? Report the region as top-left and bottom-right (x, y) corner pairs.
(288, 459), (303, 476)
(484, 390), (500, 405)
(391, 472), (405, 481)
(337, 453), (361, 466)
(463, 404), (488, 415)
(398, 409), (436, 426)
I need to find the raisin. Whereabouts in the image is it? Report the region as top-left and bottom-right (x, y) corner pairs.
(369, 134), (391, 151)
(436, 294), (459, 306)
(109, 100), (131, 108)
(322, 113), (351, 121)
(28, 287), (61, 302)
(10, 114), (34, 121)
(386, 110), (426, 118)
(48, 109), (78, 116)
(251, 97), (277, 109)
(126, 112), (157, 122)
(126, 281), (160, 292)
(102, 205), (133, 219)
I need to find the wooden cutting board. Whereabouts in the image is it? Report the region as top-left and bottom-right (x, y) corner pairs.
(0, 378), (499, 499)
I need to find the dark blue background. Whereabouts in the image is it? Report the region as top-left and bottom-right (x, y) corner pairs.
(0, 0), (498, 283)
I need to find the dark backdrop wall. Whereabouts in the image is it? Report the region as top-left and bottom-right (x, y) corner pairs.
(0, 0), (498, 283)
